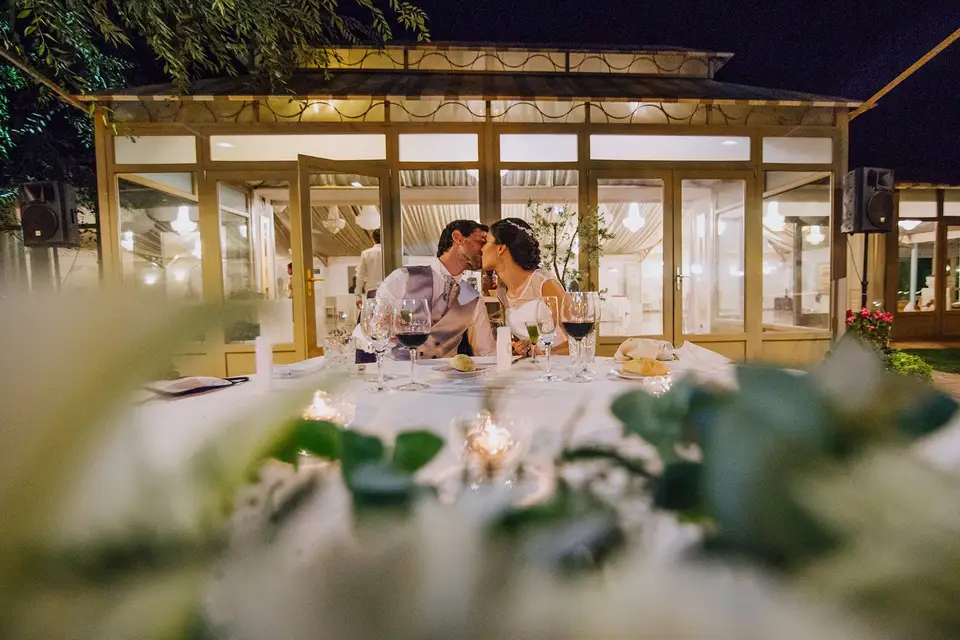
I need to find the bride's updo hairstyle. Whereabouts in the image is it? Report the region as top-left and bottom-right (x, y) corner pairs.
(490, 217), (541, 271)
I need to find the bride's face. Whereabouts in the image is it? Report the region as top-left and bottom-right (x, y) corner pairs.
(481, 233), (502, 271)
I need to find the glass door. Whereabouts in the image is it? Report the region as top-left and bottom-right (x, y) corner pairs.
(296, 155), (390, 359)
(589, 170), (675, 342)
(673, 173), (751, 342)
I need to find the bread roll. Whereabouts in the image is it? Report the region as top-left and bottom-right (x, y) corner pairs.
(450, 354), (476, 372)
(621, 357), (669, 377)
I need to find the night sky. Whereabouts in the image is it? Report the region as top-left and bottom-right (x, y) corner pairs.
(411, 0), (960, 184)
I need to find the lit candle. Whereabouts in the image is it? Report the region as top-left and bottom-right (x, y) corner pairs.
(465, 421), (515, 468)
(303, 390), (341, 422)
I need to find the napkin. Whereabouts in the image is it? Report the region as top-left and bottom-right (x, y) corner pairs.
(614, 338), (676, 363)
(674, 341), (731, 367)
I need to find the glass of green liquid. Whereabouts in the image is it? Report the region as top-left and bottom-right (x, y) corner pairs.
(525, 321), (539, 364)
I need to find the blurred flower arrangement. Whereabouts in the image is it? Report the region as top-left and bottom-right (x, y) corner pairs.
(2, 291), (960, 640)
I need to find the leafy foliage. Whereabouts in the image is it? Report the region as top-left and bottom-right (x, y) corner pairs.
(527, 199), (615, 290)
(888, 350), (933, 381)
(7, 0), (429, 92)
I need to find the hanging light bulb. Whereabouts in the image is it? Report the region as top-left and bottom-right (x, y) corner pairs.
(238, 224), (248, 239)
(622, 202), (646, 232)
(355, 205), (381, 230)
(322, 205), (346, 234)
(121, 230), (134, 252)
(806, 224), (825, 245)
(171, 205), (197, 235)
(312, 102), (321, 113)
(898, 220), (921, 231)
(764, 201), (784, 232)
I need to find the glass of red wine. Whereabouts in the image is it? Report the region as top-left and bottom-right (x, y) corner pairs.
(561, 292), (597, 383)
(395, 297), (432, 391)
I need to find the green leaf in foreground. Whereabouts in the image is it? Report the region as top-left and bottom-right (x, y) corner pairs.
(341, 430), (386, 487)
(392, 430), (444, 473)
(653, 461), (703, 512)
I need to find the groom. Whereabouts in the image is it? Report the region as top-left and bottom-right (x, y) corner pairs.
(374, 219), (495, 359)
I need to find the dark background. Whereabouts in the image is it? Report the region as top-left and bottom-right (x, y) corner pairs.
(410, 0), (959, 183)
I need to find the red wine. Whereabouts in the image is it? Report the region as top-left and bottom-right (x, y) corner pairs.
(562, 321), (595, 340)
(397, 332), (430, 348)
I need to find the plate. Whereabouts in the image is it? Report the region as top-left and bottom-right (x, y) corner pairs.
(611, 368), (671, 383)
(431, 363), (493, 378)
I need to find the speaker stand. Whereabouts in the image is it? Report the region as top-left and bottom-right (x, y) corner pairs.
(860, 233), (869, 310)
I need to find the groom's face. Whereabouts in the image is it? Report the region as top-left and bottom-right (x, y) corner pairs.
(457, 228), (487, 270)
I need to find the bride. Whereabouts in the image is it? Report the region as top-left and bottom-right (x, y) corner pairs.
(481, 217), (568, 355)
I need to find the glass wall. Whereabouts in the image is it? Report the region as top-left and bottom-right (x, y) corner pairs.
(596, 178), (664, 336)
(680, 179), (745, 335)
(117, 173), (201, 300)
(945, 226), (960, 312)
(896, 220), (936, 312)
(500, 169), (578, 290)
(309, 172), (381, 341)
(402, 169), (481, 291)
(761, 172), (832, 331)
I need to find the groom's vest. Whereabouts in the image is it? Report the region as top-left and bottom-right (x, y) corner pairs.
(392, 265), (479, 360)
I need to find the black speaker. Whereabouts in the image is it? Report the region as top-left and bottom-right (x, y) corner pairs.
(841, 167), (894, 234)
(17, 181), (80, 248)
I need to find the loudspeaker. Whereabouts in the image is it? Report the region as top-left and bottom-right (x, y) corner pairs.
(841, 167), (894, 234)
(17, 181), (80, 248)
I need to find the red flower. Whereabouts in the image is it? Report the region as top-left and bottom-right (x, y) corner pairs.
(845, 317), (855, 325)
(867, 324), (876, 331)
(860, 308), (871, 318)
(883, 312), (894, 322)
(846, 309), (854, 320)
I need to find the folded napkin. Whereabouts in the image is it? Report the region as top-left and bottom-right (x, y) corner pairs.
(144, 376), (248, 397)
(674, 341), (731, 367)
(614, 338), (677, 363)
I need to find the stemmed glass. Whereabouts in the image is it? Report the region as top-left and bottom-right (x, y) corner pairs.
(360, 298), (396, 393)
(524, 321), (539, 364)
(536, 296), (561, 382)
(562, 292), (598, 383)
(395, 297), (432, 391)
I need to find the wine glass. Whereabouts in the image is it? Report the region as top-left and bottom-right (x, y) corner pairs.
(360, 298), (396, 393)
(395, 297), (432, 391)
(562, 292), (598, 383)
(536, 296), (561, 382)
(524, 320), (539, 364)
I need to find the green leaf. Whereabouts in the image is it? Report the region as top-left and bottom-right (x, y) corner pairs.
(17, 9), (31, 19)
(292, 419), (343, 459)
(341, 429), (385, 486)
(23, 25), (36, 35)
(392, 430), (444, 473)
(611, 390), (680, 460)
(896, 389), (958, 438)
(702, 367), (837, 567)
(653, 461), (703, 511)
(348, 462), (416, 507)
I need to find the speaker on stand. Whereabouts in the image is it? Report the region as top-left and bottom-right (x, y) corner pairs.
(17, 181), (80, 290)
(842, 168), (894, 309)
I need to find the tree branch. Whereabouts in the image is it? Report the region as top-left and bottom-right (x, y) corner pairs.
(0, 46), (88, 113)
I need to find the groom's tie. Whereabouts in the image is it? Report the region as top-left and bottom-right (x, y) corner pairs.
(434, 276), (460, 321)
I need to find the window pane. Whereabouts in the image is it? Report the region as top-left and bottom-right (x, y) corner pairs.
(210, 134), (386, 161)
(398, 134), (478, 162)
(597, 178), (664, 336)
(899, 189), (937, 218)
(308, 173), (382, 342)
(401, 169), (480, 289)
(220, 184), (258, 342)
(117, 174), (204, 341)
(500, 169), (578, 289)
(114, 136), (197, 164)
(500, 134), (578, 162)
(681, 179), (745, 334)
(762, 137), (833, 164)
(946, 226), (960, 312)
(591, 135), (750, 161)
(897, 221), (936, 312)
(131, 172), (194, 194)
(762, 172), (832, 331)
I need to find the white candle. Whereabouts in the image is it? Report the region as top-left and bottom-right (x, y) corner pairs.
(255, 336), (273, 393)
(465, 423), (515, 467)
(303, 390), (340, 422)
(497, 326), (512, 371)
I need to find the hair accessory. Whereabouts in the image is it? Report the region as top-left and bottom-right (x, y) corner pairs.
(503, 219), (536, 239)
